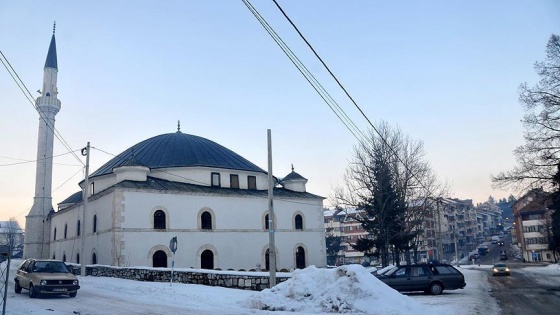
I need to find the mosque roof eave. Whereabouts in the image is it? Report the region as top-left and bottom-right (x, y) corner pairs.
(57, 176), (324, 210)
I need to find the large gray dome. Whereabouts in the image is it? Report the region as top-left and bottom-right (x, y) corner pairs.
(90, 131), (266, 178)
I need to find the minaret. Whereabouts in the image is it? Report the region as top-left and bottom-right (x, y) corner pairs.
(24, 24), (61, 259)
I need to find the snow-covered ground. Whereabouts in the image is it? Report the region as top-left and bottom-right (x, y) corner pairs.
(2, 260), (558, 315)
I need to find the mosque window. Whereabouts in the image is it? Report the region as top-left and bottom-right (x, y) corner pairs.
(248, 176), (257, 190)
(201, 250), (214, 269)
(154, 210), (166, 229)
(295, 214), (304, 230)
(90, 182), (95, 195)
(93, 215), (97, 233)
(201, 211), (212, 230)
(211, 172), (221, 187)
(77, 220), (81, 236)
(76, 253), (80, 264)
(92, 252), (97, 264)
(265, 214), (270, 230)
(64, 224), (68, 238)
(53, 227), (57, 241)
(230, 174), (239, 189)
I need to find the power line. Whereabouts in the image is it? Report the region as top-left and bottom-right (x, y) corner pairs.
(263, 0), (438, 199)
(241, 0), (369, 146)
(0, 151), (82, 167)
(0, 50), (84, 167)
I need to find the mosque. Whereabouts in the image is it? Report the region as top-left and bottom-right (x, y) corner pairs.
(24, 27), (327, 270)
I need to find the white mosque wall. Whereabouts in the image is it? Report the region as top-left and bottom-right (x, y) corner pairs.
(49, 187), (326, 270)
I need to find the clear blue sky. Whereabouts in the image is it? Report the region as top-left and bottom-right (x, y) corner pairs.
(1, 1), (559, 227)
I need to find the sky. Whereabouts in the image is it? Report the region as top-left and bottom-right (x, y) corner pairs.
(13, 259), (558, 315)
(1, 1), (559, 228)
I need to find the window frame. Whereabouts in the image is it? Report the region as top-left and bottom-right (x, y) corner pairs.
(248, 176), (257, 190)
(211, 172), (221, 187)
(230, 174), (239, 189)
(201, 211), (212, 230)
(154, 210), (166, 230)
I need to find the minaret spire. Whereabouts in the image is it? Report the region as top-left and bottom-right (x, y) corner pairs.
(24, 26), (62, 259)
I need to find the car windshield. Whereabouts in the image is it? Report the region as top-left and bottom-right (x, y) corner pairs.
(33, 261), (70, 273)
(494, 263), (507, 268)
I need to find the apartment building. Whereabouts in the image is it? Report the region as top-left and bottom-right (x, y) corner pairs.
(513, 188), (556, 262)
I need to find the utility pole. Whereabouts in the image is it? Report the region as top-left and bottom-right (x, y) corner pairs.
(267, 129), (276, 288)
(454, 231), (459, 266)
(80, 142), (90, 277)
(437, 198), (443, 261)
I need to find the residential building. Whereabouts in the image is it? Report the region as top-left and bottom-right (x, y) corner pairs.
(512, 188), (556, 262)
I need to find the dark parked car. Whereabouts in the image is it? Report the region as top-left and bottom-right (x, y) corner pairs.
(376, 263), (466, 295)
(14, 259), (80, 298)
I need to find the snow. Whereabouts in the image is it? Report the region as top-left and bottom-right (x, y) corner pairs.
(2, 259), (558, 315)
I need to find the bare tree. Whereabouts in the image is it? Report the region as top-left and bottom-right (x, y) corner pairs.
(332, 121), (447, 266)
(493, 34), (560, 192)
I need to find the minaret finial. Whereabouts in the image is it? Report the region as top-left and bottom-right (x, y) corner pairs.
(53, 21), (56, 34)
(291, 163), (294, 172)
(177, 120), (181, 132)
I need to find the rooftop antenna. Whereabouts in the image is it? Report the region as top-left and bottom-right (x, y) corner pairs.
(53, 21), (56, 34)
(177, 120), (181, 132)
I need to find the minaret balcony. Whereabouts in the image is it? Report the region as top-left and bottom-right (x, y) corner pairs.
(36, 96), (61, 110)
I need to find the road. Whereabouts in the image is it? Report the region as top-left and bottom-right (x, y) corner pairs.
(487, 262), (560, 315)
(476, 234), (560, 315)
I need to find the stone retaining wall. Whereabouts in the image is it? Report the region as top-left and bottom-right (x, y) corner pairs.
(68, 265), (289, 291)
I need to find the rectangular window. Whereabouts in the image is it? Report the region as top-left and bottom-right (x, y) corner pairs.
(211, 172), (220, 187)
(248, 176), (257, 190)
(230, 174), (239, 188)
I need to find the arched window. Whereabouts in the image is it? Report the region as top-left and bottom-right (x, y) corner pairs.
(265, 214), (270, 230)
(295, 214), (303, 230)
(152, 250), (167, 267)
(296, 246), (306, 269)
(77, 220), (81, 236)
(201, 250), (214, 269)
(201, 211), (212, 230)
(92, 252), (97, 264)
(265, 248), (270, 271)
(154, 210), (166, 229)
(53, 228), (57, 241)
(93, 215), (97, 233)
(76, 253), (80, 264)
(64, 224), (68, 238)
(52, 253), (55, 259)
(63, 254), (66, 262)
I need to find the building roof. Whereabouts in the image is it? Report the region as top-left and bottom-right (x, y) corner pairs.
(90, 132), (266, 178)
(281, 170), (307, 182)
(58, 176), (324, 209)
(44, 34), (57, 69)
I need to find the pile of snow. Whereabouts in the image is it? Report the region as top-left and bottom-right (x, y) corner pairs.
(245, 264), (429, 314)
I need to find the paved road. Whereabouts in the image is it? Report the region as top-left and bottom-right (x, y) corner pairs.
(487, 262), (560, 315)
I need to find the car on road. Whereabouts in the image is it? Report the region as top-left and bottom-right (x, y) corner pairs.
(497, 241), (504, 246)
(492, 263), (511, 276)
(375, 263), (466, 295)
(14, 259), (80, 298)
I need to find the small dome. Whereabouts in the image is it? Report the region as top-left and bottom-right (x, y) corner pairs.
(90, 132), (265, 178)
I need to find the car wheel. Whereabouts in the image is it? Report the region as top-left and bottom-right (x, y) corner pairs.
(69, 292), (77, 298)
(429, 282), (443, 295)
(28, 284), (38, 298)
(14, 281), (22, 294)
